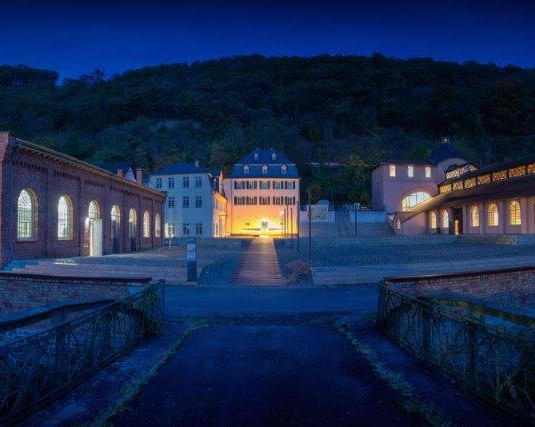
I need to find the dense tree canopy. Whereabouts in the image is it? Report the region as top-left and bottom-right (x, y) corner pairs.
(1, 55), (534, 204)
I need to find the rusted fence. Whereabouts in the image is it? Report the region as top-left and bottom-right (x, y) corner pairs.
(0, 280), (165, 423)
(377, 283), (535, 420)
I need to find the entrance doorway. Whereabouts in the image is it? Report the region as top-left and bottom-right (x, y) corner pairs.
(88, 201), (102, 256)
(452, 207), (463, 235)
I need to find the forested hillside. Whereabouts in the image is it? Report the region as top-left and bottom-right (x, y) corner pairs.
(1, 54), (534, 203)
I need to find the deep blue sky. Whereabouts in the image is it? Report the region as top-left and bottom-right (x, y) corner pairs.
(1, 0), (534, 79)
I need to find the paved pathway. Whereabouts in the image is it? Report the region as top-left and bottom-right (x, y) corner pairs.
(313, 254), (535, 285)
(231, 238), (283, 285)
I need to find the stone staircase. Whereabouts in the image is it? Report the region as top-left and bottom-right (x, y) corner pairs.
(231, 238), (284, 285)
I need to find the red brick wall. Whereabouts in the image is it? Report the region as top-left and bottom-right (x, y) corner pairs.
(0, 133), (165, 266)
(0, 273), (148, 314)
(386, 267), (535, 307)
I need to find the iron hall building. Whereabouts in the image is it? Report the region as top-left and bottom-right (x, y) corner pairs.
(223, 148), (300, 236)
(0, 132), (165, 267)
(372, 138), (535, 236)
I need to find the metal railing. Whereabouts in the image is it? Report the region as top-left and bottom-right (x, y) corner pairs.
(377, 283), (535, 420)
(0, 280), (165, 423)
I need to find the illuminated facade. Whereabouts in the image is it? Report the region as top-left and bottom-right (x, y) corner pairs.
(223, 148), (300, 236)
(148, 162), (227, 238)
(371, 139), (469, 214)
(394, 156), (535, 236)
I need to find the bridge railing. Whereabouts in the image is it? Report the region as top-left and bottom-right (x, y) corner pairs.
(0, 280), (165, 423)
(377, 283), (535, 420)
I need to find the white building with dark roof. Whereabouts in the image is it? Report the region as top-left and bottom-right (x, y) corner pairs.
(222, 148), (300, 236)
(148, 161), (227, 238)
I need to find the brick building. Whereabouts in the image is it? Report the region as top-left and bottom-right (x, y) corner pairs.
(0, 132), (165, 267)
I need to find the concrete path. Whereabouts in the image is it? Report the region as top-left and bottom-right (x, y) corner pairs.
(313, 254), (535, 285)
(231, 238), (283, 285)
(112, 326), (419, 426)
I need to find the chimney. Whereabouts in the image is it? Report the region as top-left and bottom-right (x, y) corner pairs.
(136, 168), (143, 184)
(117, 169), (124, 178)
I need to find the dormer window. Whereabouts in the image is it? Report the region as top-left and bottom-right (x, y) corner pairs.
(281, 165), (287, 175)
(389, 165), (396, 177)
(262, 165), (268, 175)
(254, 153), (259, 161)
(244, 165), (249, 175)
(407, 165), (414, 178)
(272, 152), (276, 160)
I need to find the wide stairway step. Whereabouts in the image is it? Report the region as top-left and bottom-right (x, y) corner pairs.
(231, 238), (284, 285)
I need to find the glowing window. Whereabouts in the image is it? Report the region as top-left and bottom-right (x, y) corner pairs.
(452, 181), (463, 191)
(143, 210), (150, 238)
(510, 201), (521, 226)
(477, 174), (491, 185)
(429, 211), (437, 229)
(401, 192), (431, 211)
(488, 203), (499, 227)
(129, 208), (137, 238)
(470, 205), (479, 227)
(389, 165), (396, 177)
(17, 189), (37, 240)
(464, 178), (476, 188)
(425, 166), (431, 178)
(492, 170), (507, 181)
(57, 195), (73, 240)
(407, 165), (414, 177)
(155, 213), (161, 237)
(111, 205), (121, 239)
(442, 210), (449, 228)
(88, 201), (100, 219)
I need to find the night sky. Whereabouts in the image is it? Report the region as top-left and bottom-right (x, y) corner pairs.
(2, 0), (534, 79)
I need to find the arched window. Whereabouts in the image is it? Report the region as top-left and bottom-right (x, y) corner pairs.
(470, 205), (479, 227)
(510, 201), (521, 225)
(281, 165), (287, 175)
(272, 152), (276, 160)
(253, 152), (259, 161)
(155, 213), (161, 237)
(262, 165), (268, 175)
(243, 165), (249, 175)
(88, 200), (100, 219)
(401, 192), (431, 211)
(57, 195), (73, 240)
(129, 209), (137, 238)
(111, 205), (121, 239)
(442, 209), (449, 228)
(429, 211), (437, 229)
(17, 189), (37, 240)
(143, 210), (150, 238)
(488, 203), (499, 227)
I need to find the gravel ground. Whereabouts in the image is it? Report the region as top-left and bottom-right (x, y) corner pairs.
(302, 241), (535, 267)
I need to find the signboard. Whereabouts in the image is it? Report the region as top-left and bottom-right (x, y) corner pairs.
(187, 241), (197, 261)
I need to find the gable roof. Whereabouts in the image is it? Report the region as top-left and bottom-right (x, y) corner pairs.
(152, 161), (206, 175)
(96, 161), (134, 174)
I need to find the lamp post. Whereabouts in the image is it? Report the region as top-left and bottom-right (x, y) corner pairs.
(290, 206), (293, 248)
(308, 188), (312, 264)
(354, 202), (358, 237)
